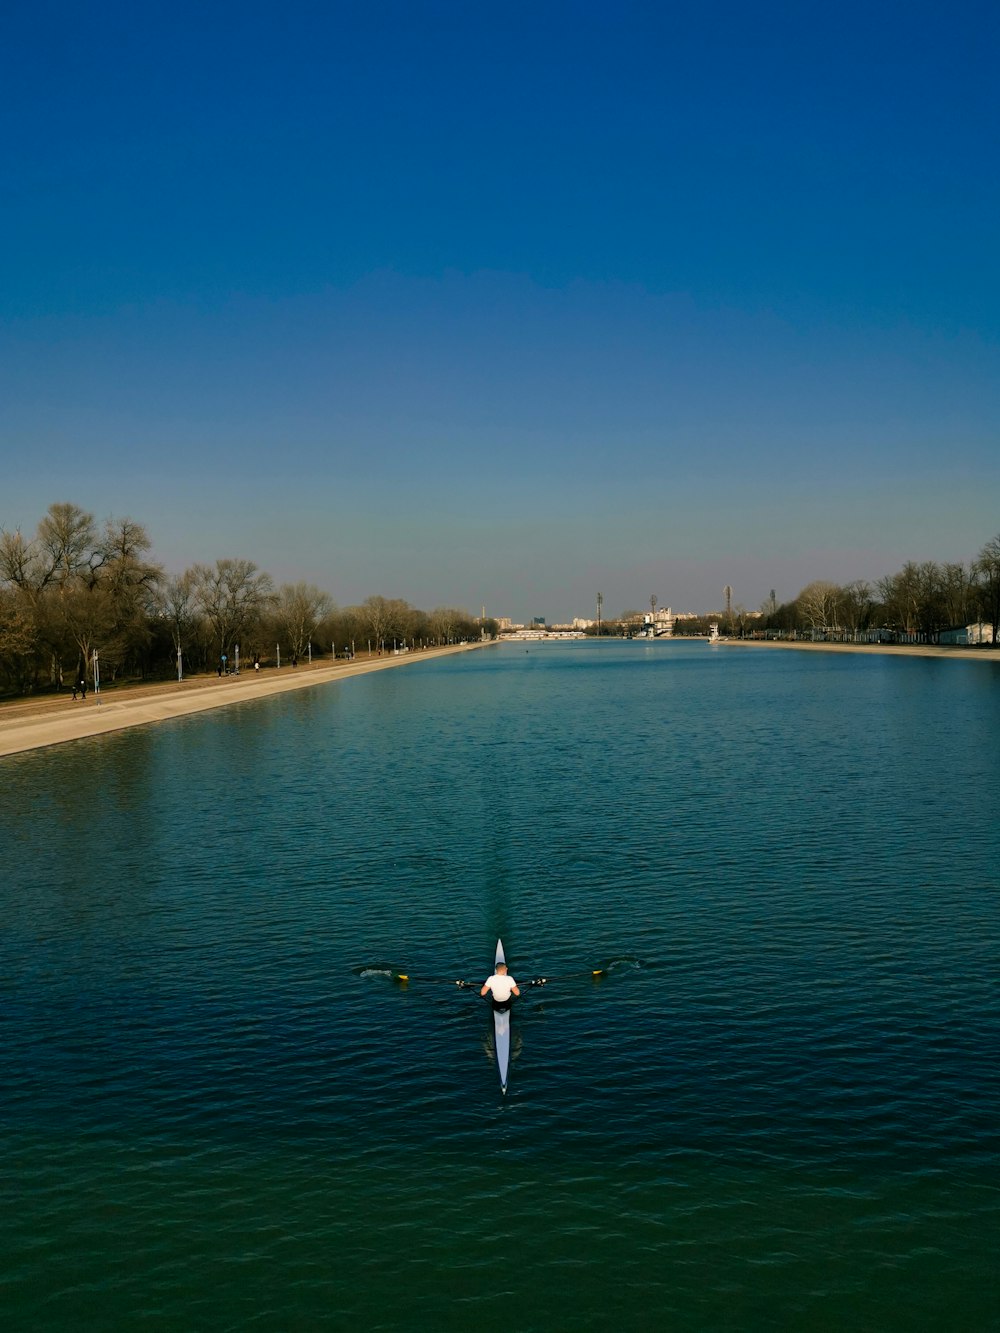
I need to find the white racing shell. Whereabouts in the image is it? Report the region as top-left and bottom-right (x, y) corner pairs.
(493, 939), (511, 1093)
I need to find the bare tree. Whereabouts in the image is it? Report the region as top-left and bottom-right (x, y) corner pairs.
(2, 505), (150, 684)
(36, 502), (100, 587)
(361, 595), (392, 649)
(332, 605), (366, 654)
(51, 580), (116, 684)
(732, 604), (754, 637)
(0, 528), (43, 591)
(0, 530), (46, 688)
(159, 571), (200, 657)
(95, 518), (163, 673)
(192, 559), (274, 663)
(877, 563), (922, 635)
(940, 562), (975, 630)
(100, 517), (158, 584)
(361, 595), (413, 650)
(273, 582), (333, 660)
(915, 561), (948, 640)
(0, 587), (39, 692)
(797, 581), (841, 634)
(427, 607), (460, 644)
(973, 533), (1000, 645)
(838, 579), (873, 636)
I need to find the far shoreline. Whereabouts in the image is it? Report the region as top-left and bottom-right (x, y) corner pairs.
(0, 642), (487, 759)
(715, 638), (999, 663)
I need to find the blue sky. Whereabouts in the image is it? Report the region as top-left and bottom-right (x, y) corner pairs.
(2, 0), (998, 620)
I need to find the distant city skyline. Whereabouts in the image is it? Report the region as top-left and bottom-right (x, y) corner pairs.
(3, 2), (998, 624)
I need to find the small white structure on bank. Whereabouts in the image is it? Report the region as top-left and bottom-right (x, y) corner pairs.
(938, 623), (996, 645)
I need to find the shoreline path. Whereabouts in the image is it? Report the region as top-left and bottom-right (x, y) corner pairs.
(719, 639), (999, 663)
(0, 643), (486, 759)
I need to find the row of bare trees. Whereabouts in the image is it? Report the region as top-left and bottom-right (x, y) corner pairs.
(758, 535), (1000, 642)
(0, 503), (494, 696)
(588, 536), (1000, 643)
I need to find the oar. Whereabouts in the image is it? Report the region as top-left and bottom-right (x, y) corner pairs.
(452, 978), (549, 993)
(391, 975), (491, 987)
(386, 975), (466, 986)
(388, 967), (605, 986)
(527, 967), (606, 982)
(456, 970), (605, 987)
(385, 974), (495, 987)
(477, 971), (604, 988)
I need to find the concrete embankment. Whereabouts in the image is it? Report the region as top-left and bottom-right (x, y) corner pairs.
(0, 643), (486, 758)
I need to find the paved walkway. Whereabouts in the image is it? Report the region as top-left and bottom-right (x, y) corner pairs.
(0, 644), (483, 758)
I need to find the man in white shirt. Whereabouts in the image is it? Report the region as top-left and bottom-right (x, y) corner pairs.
(480, 961), (520, 1011)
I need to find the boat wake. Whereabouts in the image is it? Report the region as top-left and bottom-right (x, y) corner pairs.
(601, 957), (643, 973)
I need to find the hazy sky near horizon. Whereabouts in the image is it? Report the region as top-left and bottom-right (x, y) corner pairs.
(2, 0), (998, 621)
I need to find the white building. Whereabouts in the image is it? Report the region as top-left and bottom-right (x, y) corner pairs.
(939, 623), (996, 645)
(642, 607), (676, 636)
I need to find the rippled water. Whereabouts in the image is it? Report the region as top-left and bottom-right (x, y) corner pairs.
(2, 641), (999, 1330)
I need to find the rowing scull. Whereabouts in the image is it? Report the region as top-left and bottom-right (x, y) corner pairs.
(493, 938), (511, 1094)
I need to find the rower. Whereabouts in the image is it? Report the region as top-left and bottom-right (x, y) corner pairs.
(481, 960), (520, 1011)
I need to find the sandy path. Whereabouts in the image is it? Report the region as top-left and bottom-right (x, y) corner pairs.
(0, 644), (485, 759)
(717, 639), (999, 663)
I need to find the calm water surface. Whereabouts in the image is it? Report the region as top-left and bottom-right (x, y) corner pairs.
(2, 641), (999, 1330)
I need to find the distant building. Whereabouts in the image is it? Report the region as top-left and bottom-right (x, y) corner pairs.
(643, 606), (677, 636)
(531, 617), (546, 628)
(939, 623), (996, 645)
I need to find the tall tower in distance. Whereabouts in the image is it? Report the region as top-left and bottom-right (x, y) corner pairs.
(724, 585), (733, 618)
(596, 591), (603, 636)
